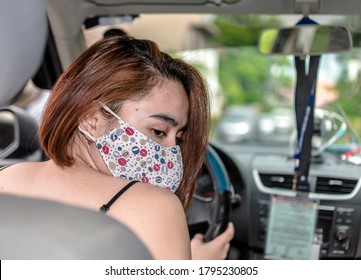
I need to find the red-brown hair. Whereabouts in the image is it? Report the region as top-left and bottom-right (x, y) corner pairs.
(38, 35), (210, 210)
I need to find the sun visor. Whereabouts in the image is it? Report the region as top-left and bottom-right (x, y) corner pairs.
(0, 0), (48, 106)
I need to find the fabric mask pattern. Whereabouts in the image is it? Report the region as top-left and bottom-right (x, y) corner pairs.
(79, 105), (183, 192)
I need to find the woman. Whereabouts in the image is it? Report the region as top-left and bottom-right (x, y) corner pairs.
(0, 35), (233, 259)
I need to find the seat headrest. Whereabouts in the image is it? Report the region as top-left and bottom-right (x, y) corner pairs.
(0, 194), (153, 259)
(0, 0), (48, 106)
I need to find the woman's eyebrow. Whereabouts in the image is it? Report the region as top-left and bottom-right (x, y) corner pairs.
(149, 113), (178, 126)
(149, 113), (187, 130)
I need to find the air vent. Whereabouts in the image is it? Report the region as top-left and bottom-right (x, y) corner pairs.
(259, 173), (293, 190)
(315, 177), (357, 195)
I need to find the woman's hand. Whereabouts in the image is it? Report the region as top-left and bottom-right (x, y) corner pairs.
(190, 222), (235, 260)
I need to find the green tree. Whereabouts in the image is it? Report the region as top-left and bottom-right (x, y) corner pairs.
(334, 50), (361, 133)
(209, 15), (293, 110)
(329, 15), (361, 134)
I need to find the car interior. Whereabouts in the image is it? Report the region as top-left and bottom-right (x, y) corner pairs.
(1, 0), (361, 260)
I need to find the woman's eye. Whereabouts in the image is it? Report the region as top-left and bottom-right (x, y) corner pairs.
(152, 129), (165, 138)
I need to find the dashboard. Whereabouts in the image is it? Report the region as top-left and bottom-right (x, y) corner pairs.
(208, 142), (361, 260)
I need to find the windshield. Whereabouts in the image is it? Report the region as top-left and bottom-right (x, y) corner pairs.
(151, 14), (361, 158)
(18, 13), (361, 163)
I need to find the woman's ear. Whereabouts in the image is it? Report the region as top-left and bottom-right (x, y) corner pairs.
(79, 110), (104, 138)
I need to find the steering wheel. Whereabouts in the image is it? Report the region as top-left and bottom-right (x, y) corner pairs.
(186, 144), (232, 242)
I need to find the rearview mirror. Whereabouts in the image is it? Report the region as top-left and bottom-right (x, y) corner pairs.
(258, 25), (352, 56)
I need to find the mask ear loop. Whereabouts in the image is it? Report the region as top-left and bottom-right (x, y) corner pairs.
(78, 125), (96, 143)
(98, 102), (122, 121)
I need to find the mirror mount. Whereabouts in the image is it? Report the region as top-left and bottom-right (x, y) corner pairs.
(294, 16), (318, 60)
(294, 0), (320, 16)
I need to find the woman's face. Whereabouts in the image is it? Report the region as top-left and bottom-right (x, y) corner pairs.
(89, 79), (189, 174)
(119, 80), (189, 147)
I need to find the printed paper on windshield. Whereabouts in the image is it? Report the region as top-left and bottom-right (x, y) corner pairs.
(265, 195), (318, 260)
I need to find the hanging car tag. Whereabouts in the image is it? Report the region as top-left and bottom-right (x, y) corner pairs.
(265, 194), (319, 259)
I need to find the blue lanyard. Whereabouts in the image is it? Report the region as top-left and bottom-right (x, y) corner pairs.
(293, 55), (320, 191)
(291, 17), (321, 192)
(294, 67), (317, 164)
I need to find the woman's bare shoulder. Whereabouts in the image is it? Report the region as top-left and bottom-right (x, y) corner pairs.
(0, 161), (45, 183)
(109, 182), (186, 224)
(0, 161), (44, 172)
(111, 182), (185, 220)
(107, 182), (191, 260)
(0, 161), (51, 195)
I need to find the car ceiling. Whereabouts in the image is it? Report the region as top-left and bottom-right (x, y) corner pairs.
(45, 0), (361, 69)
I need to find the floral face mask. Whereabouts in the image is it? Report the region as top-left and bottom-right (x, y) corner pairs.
(78, 105), (183, 192)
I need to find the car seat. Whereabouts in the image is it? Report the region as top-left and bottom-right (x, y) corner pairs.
(0, 0), (47, 106)
(0, 0), (152, 260)
(0, 194), (152, 259)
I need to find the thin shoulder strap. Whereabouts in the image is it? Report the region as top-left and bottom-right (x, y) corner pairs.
(100, 180), (139, 213)
(0, 165), (10, 171)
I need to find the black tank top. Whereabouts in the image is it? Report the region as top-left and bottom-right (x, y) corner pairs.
(100, 180), (138, 213)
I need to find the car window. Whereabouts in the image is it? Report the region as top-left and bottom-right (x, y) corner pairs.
(14, 13), (361, 157)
